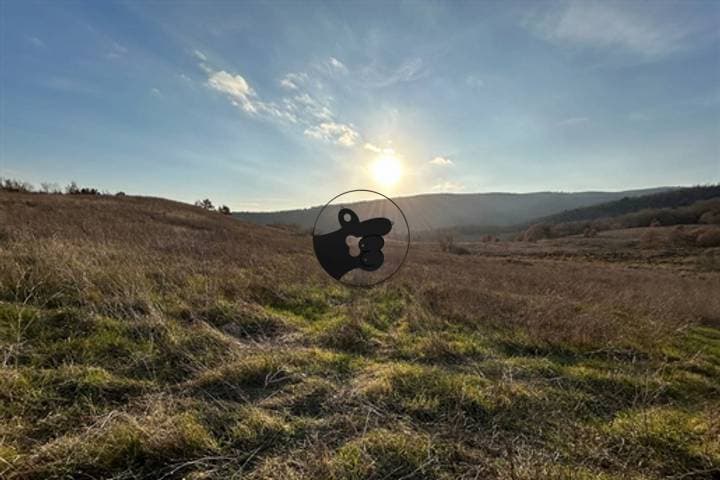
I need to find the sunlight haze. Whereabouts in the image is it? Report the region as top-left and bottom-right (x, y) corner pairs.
(1, 0), (718, 210)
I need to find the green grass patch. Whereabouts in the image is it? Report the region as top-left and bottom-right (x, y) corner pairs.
(13, 410), (217, 479)
(356, 362), (490, 421)
(599, 406), (719, 476)
(331, 428), (439, 480)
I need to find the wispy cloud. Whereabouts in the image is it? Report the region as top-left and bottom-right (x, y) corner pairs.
(200, 52), (432, 148)
(280, 72), (308, 90)
(557, 116), (589, 127)
(106, 42), (128, 60)
(207, 70), (256, 112)
(431, 180), (465, 193)
(430, 156), (453, 166)
(525, 1), (697, 59)
(204, 54), (426, 149)
(304, 122), (359, 147)
(202, 57), (359, 146)
(27, 36), (45, 48)
(291, 93), (333, 121)
(324, 57), (348, 75)
(360, 58), (427, 88)
(206, 70), (297, 122)
(193, 49), (207, 61)
(465, 75), (484, 88)
(364, 143), (395, 154)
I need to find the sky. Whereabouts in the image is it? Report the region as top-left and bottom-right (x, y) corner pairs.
(1, 0), (719, 211)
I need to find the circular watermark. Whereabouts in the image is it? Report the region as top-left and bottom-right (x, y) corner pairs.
(312, 190), (410, 287)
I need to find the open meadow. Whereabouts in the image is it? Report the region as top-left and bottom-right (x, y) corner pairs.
(1, 192), (719, 479)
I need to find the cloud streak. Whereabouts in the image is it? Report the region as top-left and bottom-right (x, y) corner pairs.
(526, 0), (698, 59)
(203, 59), (359, 147)
(304, 122), (359, 147)
(557, 116), (589, 127)
(364, 143), (395, 154)
(360, 58), (427, 88)
(280, 72), (307, 90)
(27, 36), (45, 48)
(325, 57), (348, 75)
(207, 71), (256, 112)
(430, 156), (453, 166)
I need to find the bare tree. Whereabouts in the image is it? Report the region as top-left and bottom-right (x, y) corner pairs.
(40, 182), (61, 194)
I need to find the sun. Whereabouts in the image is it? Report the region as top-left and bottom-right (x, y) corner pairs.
(371, 154), (403, 187)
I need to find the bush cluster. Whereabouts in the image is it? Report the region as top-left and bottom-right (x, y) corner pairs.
(194, 198), (232, 215)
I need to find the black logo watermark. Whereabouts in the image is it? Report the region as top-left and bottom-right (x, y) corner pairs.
(312, 190), (409, 287)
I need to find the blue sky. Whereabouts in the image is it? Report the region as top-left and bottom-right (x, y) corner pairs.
(1, 0), (718, 210)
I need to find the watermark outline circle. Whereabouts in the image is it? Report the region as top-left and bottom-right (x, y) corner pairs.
(312, 189), (410, 287)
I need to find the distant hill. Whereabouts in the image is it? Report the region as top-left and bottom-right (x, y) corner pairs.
(234, 187), (676, 232)
(531, 185), (720, 226)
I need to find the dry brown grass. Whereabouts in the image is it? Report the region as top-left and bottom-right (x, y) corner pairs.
(1, 192), (719, 479)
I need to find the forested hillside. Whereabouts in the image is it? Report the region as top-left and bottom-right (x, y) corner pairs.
(535, 185), (720, 225)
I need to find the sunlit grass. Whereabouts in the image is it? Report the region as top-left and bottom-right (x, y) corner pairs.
(0, 191), (718, 479)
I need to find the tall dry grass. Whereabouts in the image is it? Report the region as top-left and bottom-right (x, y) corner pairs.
(1, 192), (718, 479)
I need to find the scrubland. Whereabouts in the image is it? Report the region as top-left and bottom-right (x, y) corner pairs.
(0, 192), (719, 479)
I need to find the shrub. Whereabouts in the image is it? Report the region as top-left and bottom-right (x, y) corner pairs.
(640, 229), (664, 248)
(448, 243), (471, 255)
(438, 235), (471, 254)
(700, 211), (720, 225)
(695, 228), (720, 247)
(550, 221), (586, 237)
(218, 205), (231, 215)
(195, 198), (215, 210)
(65, 181), (79, 194)
(696, 251), (720, 271)
(669, 225), (693, 247)
(523, 223), (551, 242)
(438, 235), (454, 252)
(65, 181), (99, 195)
(583, 226), (598, 238)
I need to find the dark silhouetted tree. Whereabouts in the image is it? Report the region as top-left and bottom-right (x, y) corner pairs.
(195, 199), (215, 210)
(65, 181), (79, 194)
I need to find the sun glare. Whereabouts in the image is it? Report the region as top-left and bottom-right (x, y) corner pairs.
(371, 155), (402, 187)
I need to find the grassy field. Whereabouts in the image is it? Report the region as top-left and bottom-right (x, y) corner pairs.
(1, 192), (719, 479)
